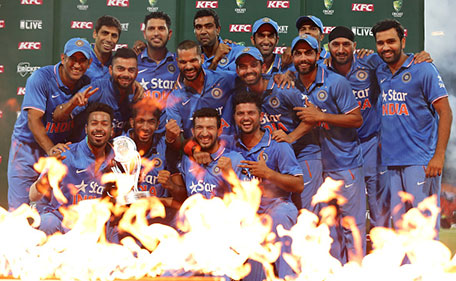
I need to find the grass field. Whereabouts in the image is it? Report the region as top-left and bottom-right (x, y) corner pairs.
(440, 228), (456, 255)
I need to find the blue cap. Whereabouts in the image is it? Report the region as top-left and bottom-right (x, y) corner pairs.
(252, 17), (279, 35)
(63, 38), (91, 59)
(235, 47), (264, 64)
(295, 15), (324, 33)
(291, 34), (319, 52)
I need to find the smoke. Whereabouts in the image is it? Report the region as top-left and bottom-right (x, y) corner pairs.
(425, 0), (456, 183)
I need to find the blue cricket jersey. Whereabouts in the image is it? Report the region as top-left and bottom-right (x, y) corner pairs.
(136, 49), (178, 134)
(262, 54), (282, 80)
(84, 45), (112, 81)
(296, 65), (363, 172)
(202, 37), (246, 71)
(12, 63), (90, 145)
(376, 55), (448, 166)
(178, 143), (248, 199)
(166, 69), (237, 139)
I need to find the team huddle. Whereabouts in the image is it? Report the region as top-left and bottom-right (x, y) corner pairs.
(6, 8), (452, 279)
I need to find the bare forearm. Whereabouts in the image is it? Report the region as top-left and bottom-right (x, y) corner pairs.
(434, 107), (452, 158)
(320, 111), (363, 128)
(29, 118), (54, 154)
(288, 121), (313, 142)
(53, 101), (77, 122)
(266, 171), (304, 193)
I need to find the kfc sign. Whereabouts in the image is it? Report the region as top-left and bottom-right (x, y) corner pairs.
(196, 1), (218, 8)
(323, 26), (336, 34)
(0, 65), (4, 73)
(267, 1), (289, 8)
(71, 21), (93, 29)
(17, 87), (26, 96)
(274, 47), (286, 54)
(229, 24), (251, 33)
(20, 0), (42, 5)
(0, 20), (4, 29)
(107, 0), (129, 7)
(351, 3), (374, 12)
(114, 44), (128, 51)
(18, 42), (41, 50)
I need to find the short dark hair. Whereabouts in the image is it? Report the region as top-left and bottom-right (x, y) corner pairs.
(372, 19), (405, 40)
(233, 89), (262, 113)
(95, 15), (122, 36)
(176, 40), (202, 55)
(144, 11), (172, 29)
(112, 48), (137, 64)
(192, 108), (221, 129)
(87, 102), (114, 124)
(193, 8), (220, 29)
(131, 97), (161, 120)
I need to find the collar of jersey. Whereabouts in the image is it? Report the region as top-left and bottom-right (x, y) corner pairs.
(176, 68), (208, 91)
(237, 128), (271, 154)
(140, 49), (174, 65)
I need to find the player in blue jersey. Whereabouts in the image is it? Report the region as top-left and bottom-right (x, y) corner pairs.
(29, 103), (115, 235)
(250, 17), (283, 78)
(85, 15), (122, 81)
(193, 8), (244, 71)
(53, 47), (143, 139)
(165, 40), (237, 150)
(292, 34), (366, 261)
(7, 38), (93, 211)
(159, 108), (248, 200)
(372, 19), (452, 232)
(233, 91), (303, 281)
(136, 11), (178, 135)
(234, 46), (322, 212)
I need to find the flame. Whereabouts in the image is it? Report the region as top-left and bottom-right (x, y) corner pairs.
(33, 157), (68, 204)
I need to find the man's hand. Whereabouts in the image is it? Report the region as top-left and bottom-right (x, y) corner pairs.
(271, 129), (292, 143)
(157, 170), (172, 189)
(193, 151), (212, 165)
(133, 40), (147, 55)
(214, 43), (231, 63)
(71, 86), (98, 107)
(238, 150), (271, 179)
(47, 142), (71, 160)
(426, 154), (445, 177)
(165, 119), (180, 144)
(414, 51), (433, 64)
(355, 48), (374, 58)
(281, 46), (292, 70)
(217, 156), (233, 175)
(222, 38), (237, 45)
(294, 98), (323, 123)
(273, 71), (295, 89)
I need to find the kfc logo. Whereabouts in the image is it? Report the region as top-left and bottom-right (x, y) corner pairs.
(0, 20), (4, 29)
(351, 3), (374, 12)
(267, 1), (289, 8)
(229, 24), (251, 32)
(0, 65), (4, 73)
(323, 26), (336, 34)
(20, 0), (42, 5)
(274, 47), (286, 54)
(71, 21), (93, 29)
(17, 87), (26, 96)
(107, 0), (129, 7)
(196, 1), (218, 8)
(140, 23), (145, 31)
(18, 42), (41, 50)
(113, 44), (128, 51)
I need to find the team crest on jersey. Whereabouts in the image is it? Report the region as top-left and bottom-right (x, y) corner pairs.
(402, 72), (412, 83)
(213, 165), (221, 174)
(153, 157), (163, 168)
(257, 152), (269, 162)
(218, 57), (229, 66)
(317, 90), (328, 102)
(356, 70), (368, 81)
(211, 88), (223, 99)
(269, 97), (280, 108)
(167, 64), (176, 73)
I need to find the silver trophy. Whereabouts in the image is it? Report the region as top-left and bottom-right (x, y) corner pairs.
(111, 136), (147, 205)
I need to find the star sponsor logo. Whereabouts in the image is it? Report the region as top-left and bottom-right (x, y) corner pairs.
(147, 0), (159, 12)
(71, 21), (93, 29)
(229, 24), (251, 32)
(351, 26), (373, 37)
(267, 1), (289, 8)
(351, 3), (374, 12)
(18, 42), (41, 50)
(77, 0), (89, 10)
(20, 0), (42, 5)
(17, 87), (26, 96)
(20, 19), (43, 30)
(113, 44), (128, 51)
(0, 20), (5, 29)
(392, 0), (403, 17)
(235, 0), (246, 13)
(323, 0), (334, 15)
(17, 62), (40, 77)
(278, 25), (288, 34)
(106, 0), (129, 7)
(196, 1), (218, 8)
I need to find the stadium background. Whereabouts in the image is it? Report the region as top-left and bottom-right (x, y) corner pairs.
(2, 0), (455, 251)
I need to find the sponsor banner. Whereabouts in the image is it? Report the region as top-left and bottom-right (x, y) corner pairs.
(20, 20), (43, 30)
(113, 44), (128, 51)
(140, 23), (145, 31)
(18, 42), (41, 50)
(234, 0), (246, 13)
(229, 24), (251, 32)
(323, 26), (335, 34)
(20, 0), (42, 5)
(392, 0), (403, 17)
(17, 62), (40, 77)
(121, 23), (129, 31)
(0, 65), (4, 73)
(77, 0), (89, 11)
(278, 25), (288, 34)
(351, 26), (373, 37)
(274, 46), (286, 54)
(323, 0), (334, 15)
(106, 0), (129, 7)
(71, 21), (93, 29)
(196, 1), (218, 8)
(267, 1), (289, 8)
(351, 3), (374, 12)
(17, 87), (26, 96)
(0, 20), (4, 29)
(147, 0), (159, 12)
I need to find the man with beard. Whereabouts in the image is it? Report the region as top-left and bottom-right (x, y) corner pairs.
(233, 92), (303, 281)
(165, 40), (237, 150)
(85, 15), (122, 81)
(372, 19), (452, 231)
(29, 103), (115, 235)
(53, 48), (143, 139)
(158, 108), (247, 200)
(193, 8), (244, 71)
(234, 47), (321, 212)
(136, 11), (178, 135)
(292, 34), (366, 261)
(7, 37), (92, 211)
